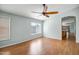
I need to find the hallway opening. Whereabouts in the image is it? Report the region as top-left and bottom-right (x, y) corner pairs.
(62, 16), (76, 41)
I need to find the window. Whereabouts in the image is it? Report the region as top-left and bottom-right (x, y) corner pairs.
(31, 22), (41, 35)
(0, 16), (10, 41)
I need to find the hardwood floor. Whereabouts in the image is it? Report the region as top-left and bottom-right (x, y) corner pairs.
(0, 37), (79, 55)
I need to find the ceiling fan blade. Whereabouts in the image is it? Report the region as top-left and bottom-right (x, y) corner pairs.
(38, 14), (43, 16)
(45, 11), (58, 14)
(32, 11), (42, 14)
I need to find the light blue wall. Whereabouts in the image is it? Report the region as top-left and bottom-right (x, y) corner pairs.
(0, 10), (43, 48)
(43, 15), (61, 40)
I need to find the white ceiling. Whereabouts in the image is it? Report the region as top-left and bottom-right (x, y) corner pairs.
(0, 4), (78, 20)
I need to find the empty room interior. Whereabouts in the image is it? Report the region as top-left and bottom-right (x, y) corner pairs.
(0, 4), (79, 55)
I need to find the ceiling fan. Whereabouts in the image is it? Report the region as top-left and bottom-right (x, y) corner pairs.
(32, 4), (59, 17)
